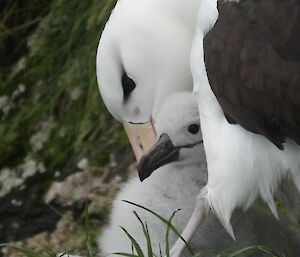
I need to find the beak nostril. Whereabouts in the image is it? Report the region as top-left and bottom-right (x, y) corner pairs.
(139, 143), (143, 151)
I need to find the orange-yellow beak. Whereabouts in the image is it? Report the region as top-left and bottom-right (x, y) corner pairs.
(123, 121), (157, 163)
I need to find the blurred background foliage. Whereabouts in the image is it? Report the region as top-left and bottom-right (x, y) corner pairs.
(0, 0), (129, 181)
(0, 0), (134, 254)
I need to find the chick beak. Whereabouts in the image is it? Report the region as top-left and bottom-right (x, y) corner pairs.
(123, 121), (157, 163)
(138, 133), (180, 181)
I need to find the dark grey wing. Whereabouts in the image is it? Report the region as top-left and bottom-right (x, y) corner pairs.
(204, 0), (300, 149)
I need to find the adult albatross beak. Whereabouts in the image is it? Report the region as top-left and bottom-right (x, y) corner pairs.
(123, 120), (157, 163)
(138, 133), (180, 181)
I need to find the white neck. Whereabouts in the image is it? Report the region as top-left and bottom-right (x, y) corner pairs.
(190, 0), (225, 163)
(191, 0), (221, 115)
(191, 38), (222, 118)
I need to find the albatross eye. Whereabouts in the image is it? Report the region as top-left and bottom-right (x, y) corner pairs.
(188, 124), (200, 134)
(122, 70), (136, 101)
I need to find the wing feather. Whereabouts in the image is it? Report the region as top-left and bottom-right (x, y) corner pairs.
(204, 0), (300, 149)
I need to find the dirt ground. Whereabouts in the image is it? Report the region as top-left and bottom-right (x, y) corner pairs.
(0, 150), (135, 257)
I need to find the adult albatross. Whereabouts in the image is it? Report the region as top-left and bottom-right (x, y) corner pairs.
(139, 0), (300, 256)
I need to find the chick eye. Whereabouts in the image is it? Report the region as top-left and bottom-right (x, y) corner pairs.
(122, 70), (136, 101)
(188, 124), (200, 134)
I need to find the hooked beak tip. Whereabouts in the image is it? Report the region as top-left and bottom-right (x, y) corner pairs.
(138, 172), (146, 182)
(137, 133), (179, 182)
(138, 156), (151, 182)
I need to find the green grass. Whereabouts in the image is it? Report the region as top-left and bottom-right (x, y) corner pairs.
(0, 0), (130, 195)
(0, 243), (56, 257)
(116, 201), (292, 257)
(121, 200), (194, 255)
(0, 201), (294, 257)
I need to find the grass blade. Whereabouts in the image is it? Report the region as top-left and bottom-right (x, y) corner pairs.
(145, 223), (153, 257)
(120, 226), (145, 257)
(159, 244), (163, 257)
(217, 245), (283, 257)
(122, 200), (194, 255)
(133, 211), (153, 257)
(165, 210), (180, 257)
(114, 253), (140, 257)
(256, 246), (283, 257)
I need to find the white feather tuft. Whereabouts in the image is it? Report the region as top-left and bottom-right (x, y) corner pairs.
(267, 198), (279, 220)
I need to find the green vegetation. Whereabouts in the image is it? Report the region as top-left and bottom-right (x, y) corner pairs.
(1, 201), (292, 257)
(0, 244), (56, 257)
(116, 201), (293, 257)
(0, 0), (129, 253)
(0, 0), (128, 179)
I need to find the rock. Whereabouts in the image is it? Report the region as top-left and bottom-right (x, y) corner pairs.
(29, 117), (57, 152)
(1, 212), (86, 257)
(44, 166), (119, 210)
(0, 168), (23, 198)
(77, 158), (88, 170)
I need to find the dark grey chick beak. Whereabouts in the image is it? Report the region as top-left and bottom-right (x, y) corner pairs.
(138, 133), (179, 182)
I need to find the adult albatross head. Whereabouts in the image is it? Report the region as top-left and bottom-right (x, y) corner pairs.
(96, 0), (201, 161)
